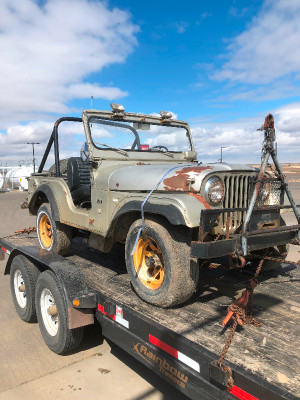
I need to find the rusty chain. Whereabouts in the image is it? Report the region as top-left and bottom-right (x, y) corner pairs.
(249, 252), (300, 266)
(267, 163), (283, 179)
(0, 227), (37, 241)
(217, 258), (265, 390)
(217, 245), (300, 390)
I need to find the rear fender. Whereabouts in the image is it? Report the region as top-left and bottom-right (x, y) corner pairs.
(28, 184), (61, 220)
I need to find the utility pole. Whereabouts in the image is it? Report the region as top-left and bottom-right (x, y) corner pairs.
(25, 142), (40, 173)
(220, 146), (227, 163)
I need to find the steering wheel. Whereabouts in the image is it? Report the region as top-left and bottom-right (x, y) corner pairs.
(151, 145), (169, 152)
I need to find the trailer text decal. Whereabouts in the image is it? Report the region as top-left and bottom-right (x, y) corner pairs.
(133, 343), (188, 389)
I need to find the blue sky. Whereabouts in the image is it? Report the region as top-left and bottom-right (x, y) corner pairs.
(0, 0), (299, 165)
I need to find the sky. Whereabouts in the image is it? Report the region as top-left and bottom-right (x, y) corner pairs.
(0, 0), (299, 166)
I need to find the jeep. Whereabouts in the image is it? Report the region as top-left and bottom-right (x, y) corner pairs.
(28, 105), (300, 307)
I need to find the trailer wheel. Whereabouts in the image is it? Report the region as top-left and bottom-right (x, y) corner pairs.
(37, 203), (72, 256)
(125, 217), (199, 308)
(10, 255), (40, 322)
(35, 270), (83, 354)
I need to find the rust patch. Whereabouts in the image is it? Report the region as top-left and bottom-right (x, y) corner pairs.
(257, 220), (279, 230)
(187, 193), (211, 209)
(89, 218), (95, 224)
(163, 166), (212, 192)
(116, 182), (119, 188)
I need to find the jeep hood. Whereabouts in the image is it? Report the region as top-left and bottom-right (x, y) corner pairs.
(108, 162), (257, 192)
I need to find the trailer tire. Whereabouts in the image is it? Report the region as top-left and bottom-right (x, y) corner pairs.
(10, 255), (40, 322)
(37, 203), (72, 256)
(125, 217), (199, 308)
(35, 270), (84, 354)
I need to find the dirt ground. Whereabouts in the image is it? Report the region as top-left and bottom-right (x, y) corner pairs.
(0, 168), (299, 400)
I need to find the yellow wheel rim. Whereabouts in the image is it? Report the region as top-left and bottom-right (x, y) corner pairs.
(133, 236), (165, 290)
(39, 214), (53, 249)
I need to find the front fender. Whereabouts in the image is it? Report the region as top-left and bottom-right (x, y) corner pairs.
(111, 193), (210, 228)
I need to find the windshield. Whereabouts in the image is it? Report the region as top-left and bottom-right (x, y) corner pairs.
(89, 118), (192, 152)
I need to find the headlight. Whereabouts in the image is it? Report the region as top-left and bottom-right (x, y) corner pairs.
(260, 182), (271, 201)
(204, 176), (225, 205)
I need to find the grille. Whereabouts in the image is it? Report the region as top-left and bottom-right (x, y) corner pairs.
(222, 174), (254, 231)
(221, 174), (283, 232)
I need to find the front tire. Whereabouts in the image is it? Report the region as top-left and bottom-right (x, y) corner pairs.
(35, 271), (83, 354)
(125, 217), (199, 308)
(37, 203), (72, 256)
(10, 255), (40, 322)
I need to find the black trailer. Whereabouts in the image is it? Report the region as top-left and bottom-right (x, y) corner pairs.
(1, 235), (299, 400)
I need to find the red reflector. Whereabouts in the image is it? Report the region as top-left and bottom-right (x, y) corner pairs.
(149, 334), (178, 359)
(1, 246), (8, 254)
(97, 304), (115, 320)
(229, 385), (259, 400)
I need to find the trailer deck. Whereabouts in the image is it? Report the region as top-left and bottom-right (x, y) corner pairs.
(1, 235), (299, 400)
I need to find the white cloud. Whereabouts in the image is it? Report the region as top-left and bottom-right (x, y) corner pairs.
(191, 103), (300, 163)
(1, 103), (299, 166)
(213, 0), (300, 84)
(0, 0), (138, 128)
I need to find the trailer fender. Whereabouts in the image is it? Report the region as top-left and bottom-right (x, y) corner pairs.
(4, 249), (42, 276)
(4, 250), (94, 329)
(49, 260), (95, 329)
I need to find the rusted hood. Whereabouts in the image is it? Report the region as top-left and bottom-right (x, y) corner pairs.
(109, 163), (239, 192)
(108, 162), (257, 192)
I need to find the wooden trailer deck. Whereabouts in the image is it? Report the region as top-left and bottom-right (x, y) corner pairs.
(4, 235), (300, 399)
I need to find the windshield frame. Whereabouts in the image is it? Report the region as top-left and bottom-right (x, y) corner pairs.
(87, 115), (193, 154)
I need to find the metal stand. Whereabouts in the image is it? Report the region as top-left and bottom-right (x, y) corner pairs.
(241, 114), (300, 255)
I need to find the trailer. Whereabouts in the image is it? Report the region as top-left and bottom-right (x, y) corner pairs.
(0, 235), (299, 400)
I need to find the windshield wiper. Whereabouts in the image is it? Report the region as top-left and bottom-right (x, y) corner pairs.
(95, 143), (128, 156)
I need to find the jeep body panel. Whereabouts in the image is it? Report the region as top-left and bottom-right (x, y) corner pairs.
(107, 162), (258, 192)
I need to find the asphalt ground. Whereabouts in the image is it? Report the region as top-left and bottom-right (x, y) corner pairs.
(0, 174), (299, 400)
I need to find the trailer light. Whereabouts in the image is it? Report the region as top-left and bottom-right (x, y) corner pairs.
(160, 111), (173, 119)
(1, 246), (10, 255)
(110, 103), (125, 112)
(73, 299), (80, 307)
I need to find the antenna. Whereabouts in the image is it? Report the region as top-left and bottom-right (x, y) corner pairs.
(91, 95), (93, 109)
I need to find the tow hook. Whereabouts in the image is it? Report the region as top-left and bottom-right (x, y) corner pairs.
(229, 255), (246, 269)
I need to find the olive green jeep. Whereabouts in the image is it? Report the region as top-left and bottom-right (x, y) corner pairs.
(28, 105), (300, 307)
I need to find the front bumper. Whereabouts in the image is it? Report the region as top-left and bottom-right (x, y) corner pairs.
(191, 226), (299, 259)
(191, 207), (300, 259)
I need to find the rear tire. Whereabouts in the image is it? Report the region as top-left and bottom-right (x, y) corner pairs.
(10, 255), (40, 322)
(35, 270), (84, 354)
(37, 203), (72, 256)
(125, 217), (199, 308)
(48, 159), (68, 176)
